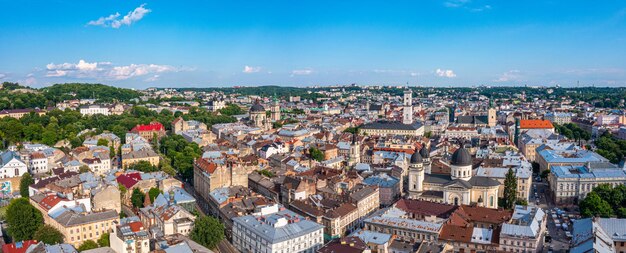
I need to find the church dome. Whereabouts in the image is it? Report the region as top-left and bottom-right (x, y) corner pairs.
(420, 146), (429, 158)
(250, 103), (265, 112)
(451, 147), (472, 166)
(410, 148), (423, 164)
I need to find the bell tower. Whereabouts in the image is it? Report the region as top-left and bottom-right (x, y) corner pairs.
(403, 89), (413, 124)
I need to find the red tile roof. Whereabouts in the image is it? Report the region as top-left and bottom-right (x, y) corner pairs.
(131, 121), (165, 132)
(519, 119), (554, 129)
(458, 205), (512, 224)
(2, 240), (38, 253)
(128, 221), (145, 232)
(394, 199), (458, 218)
(195, 158), (217, 174)
(116, 172), (141, 188)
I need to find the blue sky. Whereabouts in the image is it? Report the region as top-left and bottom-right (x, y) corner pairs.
(1, 1), (626, 88)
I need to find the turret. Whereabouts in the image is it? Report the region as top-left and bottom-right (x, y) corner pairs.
(408, 147), (424, 197)
(450, 146), (472, 181)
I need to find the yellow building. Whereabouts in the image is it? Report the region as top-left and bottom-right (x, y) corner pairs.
(122, 149), (160, 168)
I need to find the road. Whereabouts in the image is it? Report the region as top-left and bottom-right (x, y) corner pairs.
(531, 179), (570, 253)
(121, 204), (137, 217)
(183, 180), (240, 253)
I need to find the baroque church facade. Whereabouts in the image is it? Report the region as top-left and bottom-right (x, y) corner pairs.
(407, 145), (500, 208)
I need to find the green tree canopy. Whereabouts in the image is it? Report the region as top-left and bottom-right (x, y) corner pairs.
(34, 224), (64, 244)
(579, 184), (626, 218)
(503, 168), (518, 209)
(20, 172), (34, 198)
(97, 138), (109, 147)
(6, 198), (44, 241)
(97, 232), (110, 247)
(131, 188), (145, 208)
(580, 192), (614, 218)
(148, 187), (162, 202)
(219, 104), (244, 116)
(309, 147), (325, 162)
(78, 240), (99, 251)
(128, 160), (159, 172)
(190, 216), (224, 249)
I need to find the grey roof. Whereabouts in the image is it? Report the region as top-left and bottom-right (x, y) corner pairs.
(597, 218), (626, 242)
(54, 209), (118, 226)
(232, 209), (324, 244)
(443, 179), (472, 189)
(250, 103), (265, 112)
(410, 149), (423, 164)
(361, 121), (423, 131)
(468, 176), (500, 187)
(420, 146), (429, 159)
(457, 115), (488, 125)
(424, 174), (452, 184)
(451, 147), (472, 166)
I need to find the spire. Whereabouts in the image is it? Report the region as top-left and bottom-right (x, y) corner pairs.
(352, 132), (357, 144)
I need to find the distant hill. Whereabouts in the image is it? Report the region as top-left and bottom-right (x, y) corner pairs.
(178, 85), (330, 100)
(41, 83), (142, 103)
(0, 82), (141, 110)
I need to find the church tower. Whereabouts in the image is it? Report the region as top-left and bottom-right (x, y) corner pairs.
(420, 144), (431, 174)
(450, 146), (472, 181)
(250, 100), (268, 130)
(270, 95), (281, 122)
(403, 89), (413, 124)
(488, 99), (497, 127)
(407, 147), (424, 198)
(348, 132), (360, 166)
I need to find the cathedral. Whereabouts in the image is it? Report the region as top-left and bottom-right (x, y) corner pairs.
(249, 101), (270, 130)
(407, 145), (501, 208)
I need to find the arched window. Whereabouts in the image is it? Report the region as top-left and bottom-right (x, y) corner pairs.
(489, 196), (494, 207)
(454, 197), (459, 206)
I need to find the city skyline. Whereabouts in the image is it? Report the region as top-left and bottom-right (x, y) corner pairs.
(2, 1), (626, 88)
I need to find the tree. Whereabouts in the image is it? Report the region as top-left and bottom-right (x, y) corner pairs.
(109, 145), (116, 158)
(148, 187), (162, 202)
(190, 216), (224, 249)
(78, 240), (99, 251)
(6, 198), (44, 241)
(97, 138), (109, 147)
(34, 224), (64, 244)
(79, 165), (91, 173)
(540, 169), (550, 179)
(309, 147), (325, 162)
(118, 184), (127, 197)
(503, 168), (518, 209)
(160, 158), (176, 176)
(580, 192), (614, 217)
(97, 232), (110, 247)
(219, 104), (244, 116)
(131, 188), (145, 208)
(128, 160), (159, 172)
(70, 137), (83, 148)
(20, 172), (34, 198)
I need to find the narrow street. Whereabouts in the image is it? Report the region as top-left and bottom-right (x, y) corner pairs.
(531, 179), (570, 252)
(183, 180), (240, 253)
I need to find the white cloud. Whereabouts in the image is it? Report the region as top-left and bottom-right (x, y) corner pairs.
(444, 0), (491, 12)
(444, 0), (470, 8)
(145, 75), (160, 82)
(494, 70), (522, 82)
(291, 68), (314, 76)
(45, 60), (184, 81)
(0, 73), (6, 79)
(243, 66), (261, 73)
(21, 76), (37, 86)
(435, 68), (456, 78)
(87, 4), (151, 28)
